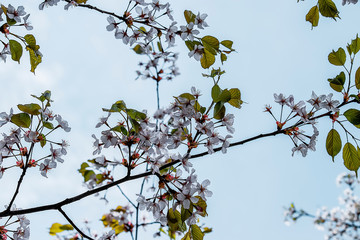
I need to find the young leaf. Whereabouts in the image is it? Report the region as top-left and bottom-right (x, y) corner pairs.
(343, 142), (360, 177)
(191, 225), (204, 240)
(184, 10), (196, 24)
(228, 88), (243, 109)
(9, 39), (23, 63)
(39, 134), (46, 147)
(11, 113), (31, 128)
(201, 35), (219, 55)
(344, 109), (360, 128)
(328, 48), (346, 66)
(327, 71), (345, 92)
(43, 121), (54, 129)
(200, 49), (215, 69)
(326, 129), (342, 161)
(318, 0), (339, 19)
(179, 93), (196, 101)
(220, 53), (227, 64)
(213, 102), (226, 120)
(181, 230), (191, 240)
(220, 40), (234, 51)
(218, 89), (232, 102)
(17, 103), (41, 115)
(24, 34), (37, 49)
(130, 118), (141, 133)
(355, 66), (360, 89)
(306, 5), (319, 29)
(349, 34), (360, 55)
(126, 108), (146, 121)
(26, 46), (42, 73)
(211, 85), (221, 102)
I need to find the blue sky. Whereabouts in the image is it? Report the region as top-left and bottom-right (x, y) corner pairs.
(1, 0), (360, 239)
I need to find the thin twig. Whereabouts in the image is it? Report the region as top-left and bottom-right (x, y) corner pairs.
(58, 207), (94, 240)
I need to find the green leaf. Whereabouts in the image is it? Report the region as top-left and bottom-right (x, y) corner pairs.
(318, 0), (339, 19)
(193, 196), (208, 217)
(213, 102), (226, 120)
(327, 71), (345, 92)
(111, 125), (128, 135)
(191, 225), (204, 240)
(201, 36), (219, 55)
(103, 100), (127, 112)
(181, 230), (191, 240)
(39, 134), (46, 147)
(349, 34), (360, 55)
(228, 88), (243, 109)
(26, 46), (42, 73)
(200, 49), (215, 69)
(24, 34), (37, 49)
(126, 109), (146, 121)
(11, 113), (31, 128)
(355, 67), (360, 89)
(179, 93), (195, 101)
(220, 40), (234, 51)
(185, 40), (201, 51)
(211, 85), (221, 102)
(43, 121), (54, 129)
(17, 103), (41, 115)
(326, 129), (342, 161)
(343, 142), (360, 176)
(184, 10), (196, 24)
(167, 208), (186, 233)
(9, 40), (23, 63)
(306, 5), (319, 29)
(220, 53), (227, 64)
(210, 68), (225, 78)
(344, 109), (360, 127)
(78, 162), (95, 182)
(130, 118), (141, 133)
(181, 205), (193, 222)
(328, 48), (346, 66)
(218, 89), (232, 102)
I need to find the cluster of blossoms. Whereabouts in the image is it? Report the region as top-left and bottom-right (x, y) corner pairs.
(0, 91), (70, 179)
(313, 173), (360, 239)
(100, 206), (134, 235)
(0, 4), (34, 62)
(0, 205), (30, 240)
(342, 0), (358, 5)
(38, 0), (210, 82)
(78, 86), (233, 236)
(135, 51), (180, 82)
(284, 173), (360, 240)
(266, 91), (341, 157)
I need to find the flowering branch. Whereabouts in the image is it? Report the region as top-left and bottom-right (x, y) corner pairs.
(1, 97), (358, 219)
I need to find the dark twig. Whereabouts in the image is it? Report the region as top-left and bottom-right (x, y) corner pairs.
(58, 207), (94, 240)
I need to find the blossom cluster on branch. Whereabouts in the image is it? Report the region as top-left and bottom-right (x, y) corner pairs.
(0, 1), (360, 240)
